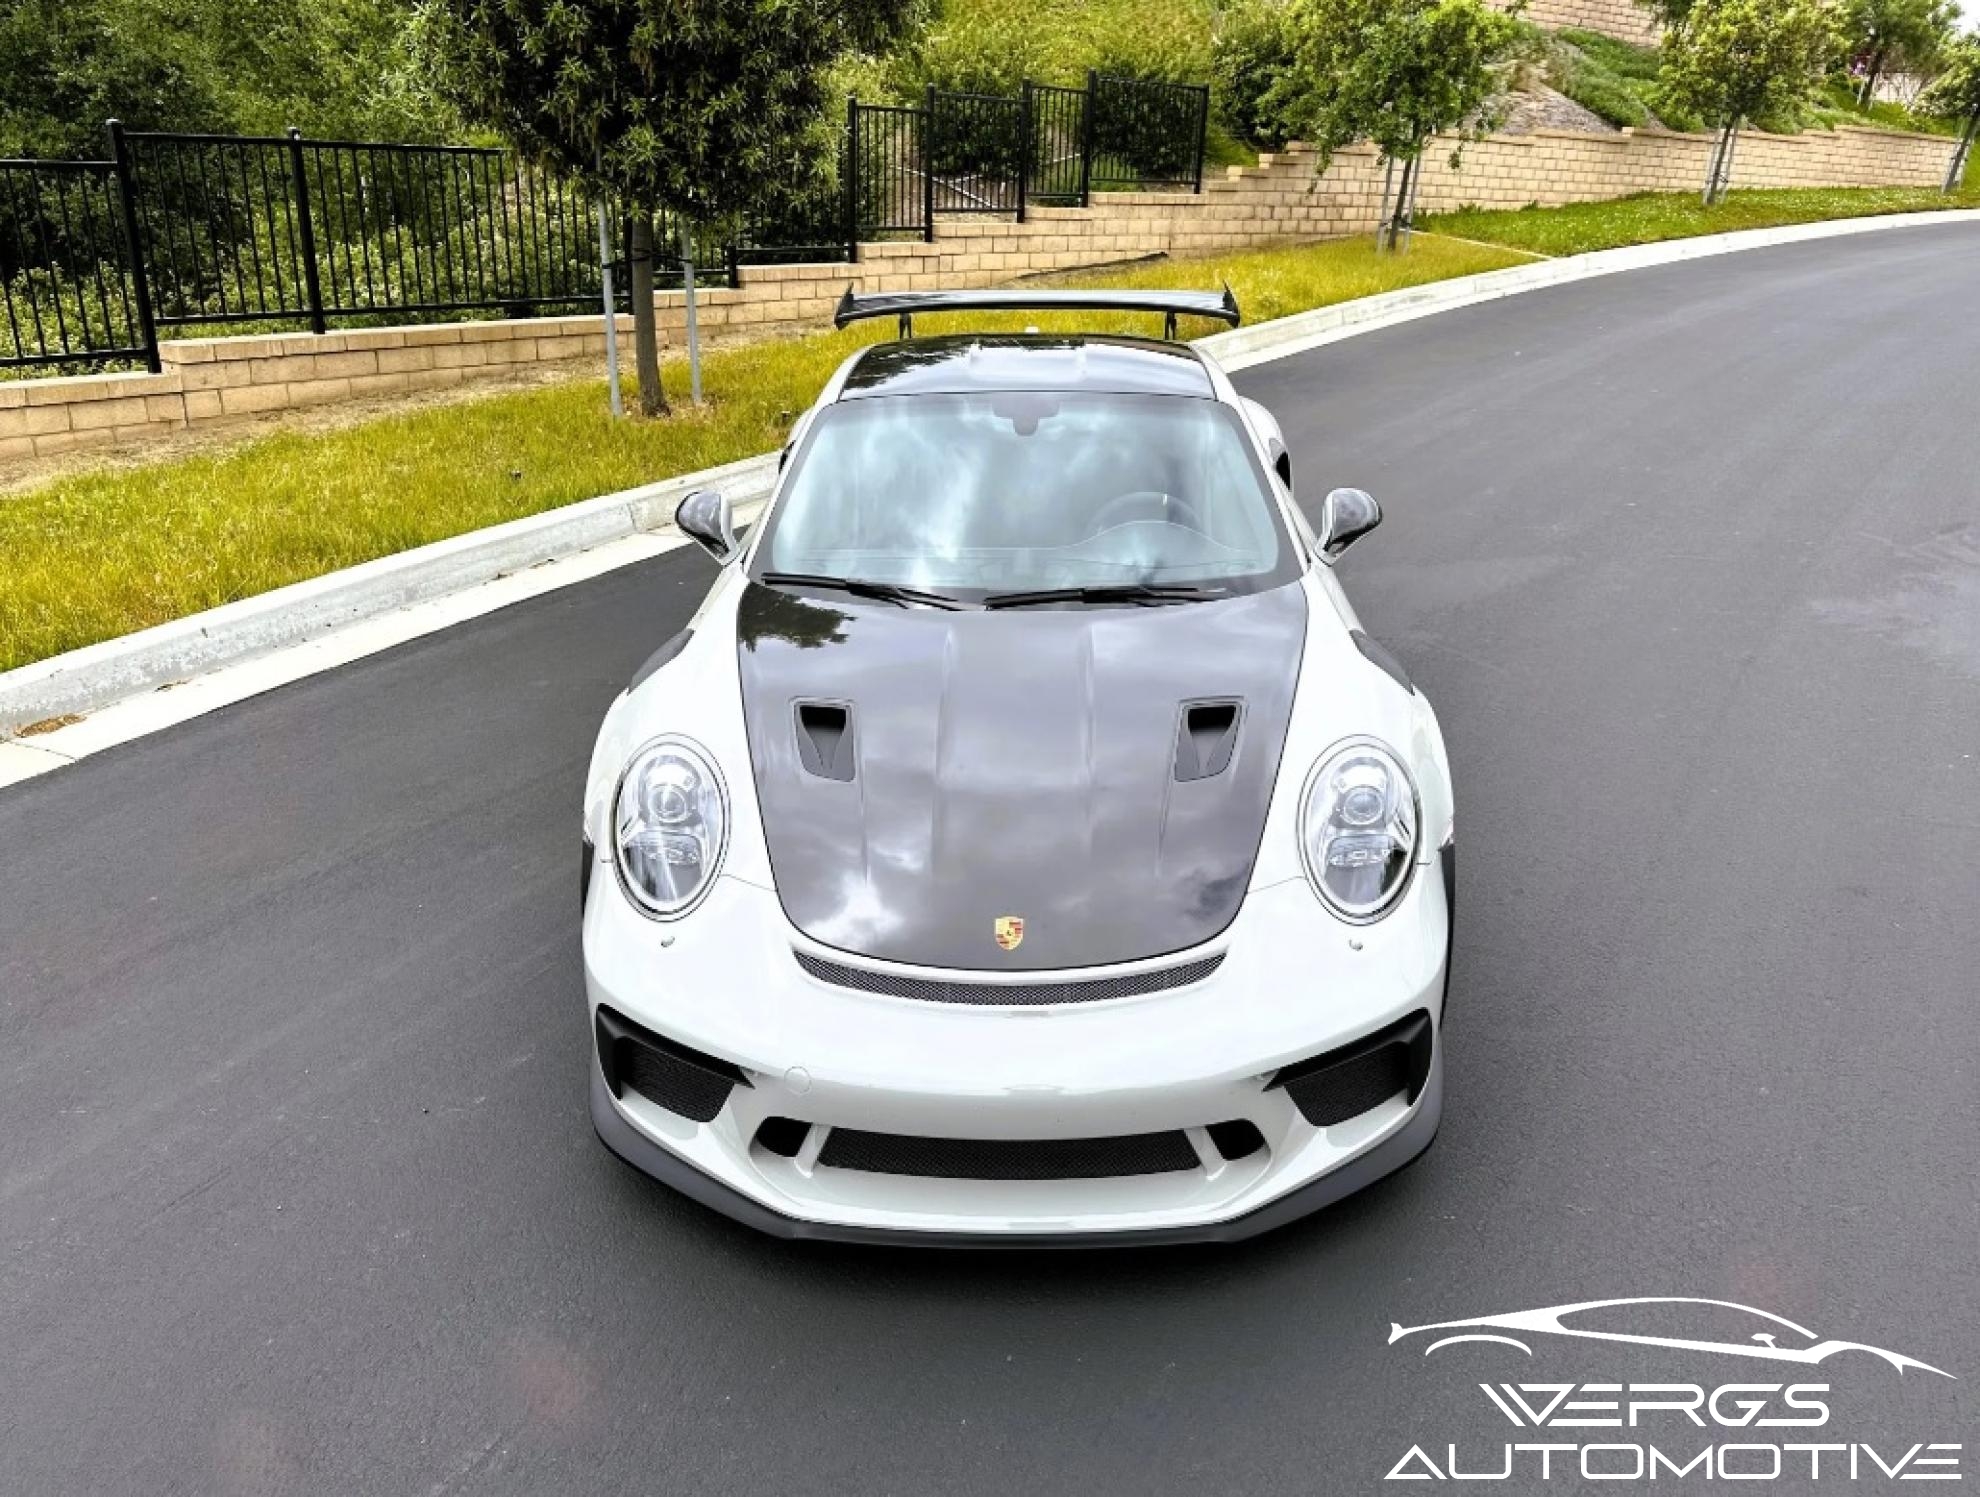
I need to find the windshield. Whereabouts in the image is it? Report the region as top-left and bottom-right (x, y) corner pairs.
(753, 392), (1298, 601)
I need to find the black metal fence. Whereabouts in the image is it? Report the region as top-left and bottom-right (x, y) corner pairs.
(1089, 74), (1211, 194)
(5, 73), (1209, 374)
(848, 101), (929, 241)
(1026, 83), (1091, 206)
(1, 158), (150, 369)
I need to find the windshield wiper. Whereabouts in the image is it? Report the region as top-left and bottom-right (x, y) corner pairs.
(982, 583), (1227, 610)
(758, 571), (969, 610)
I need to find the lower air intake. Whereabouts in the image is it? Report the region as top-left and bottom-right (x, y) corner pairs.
(595, 1007), (750, 1124)
(1271, 1010), (1434, 1128)
(816, 1128), (1200, 1181)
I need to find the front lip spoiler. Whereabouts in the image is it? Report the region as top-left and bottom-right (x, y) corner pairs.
(588, 1054), (1442, 1249)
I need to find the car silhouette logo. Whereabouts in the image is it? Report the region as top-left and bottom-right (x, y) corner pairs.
(1388, 1297), (1952, 1378)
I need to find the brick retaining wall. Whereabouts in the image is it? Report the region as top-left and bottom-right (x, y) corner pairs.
(1493, 0), (1659, 42)
(3, 121), (1956, 464)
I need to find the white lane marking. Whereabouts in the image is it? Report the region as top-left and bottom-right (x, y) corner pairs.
(4, 209), (1977, 787)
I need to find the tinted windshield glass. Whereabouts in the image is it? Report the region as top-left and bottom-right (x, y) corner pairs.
(756, 393), (1296, 599)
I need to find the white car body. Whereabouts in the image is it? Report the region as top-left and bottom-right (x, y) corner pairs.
(581, 295), (1455, 1244)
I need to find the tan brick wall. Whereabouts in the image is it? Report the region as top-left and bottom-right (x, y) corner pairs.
(7, 120), (1957, 459)
(1491, 0), (1659, 42)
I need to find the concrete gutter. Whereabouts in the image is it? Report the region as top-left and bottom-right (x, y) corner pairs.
(4, 206), (1978, 749)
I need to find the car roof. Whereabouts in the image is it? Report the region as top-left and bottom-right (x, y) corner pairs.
(838, 334), (1215, 401)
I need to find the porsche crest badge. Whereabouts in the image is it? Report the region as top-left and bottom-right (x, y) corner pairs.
(993, 915), (1026, 952)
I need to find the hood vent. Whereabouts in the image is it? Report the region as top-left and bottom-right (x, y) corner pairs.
(1174, 700), (1242, 783)
(795, 701), (856, 781)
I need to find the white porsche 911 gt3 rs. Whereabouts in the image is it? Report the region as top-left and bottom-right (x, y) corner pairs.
(580, 288), (1455, 1244)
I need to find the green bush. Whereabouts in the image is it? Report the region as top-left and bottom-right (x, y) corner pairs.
(882, 0), (1213, 100)
(1212, 0), (1297, 146)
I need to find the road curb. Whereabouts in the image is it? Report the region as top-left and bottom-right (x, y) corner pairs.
(5, 206), (1977, 746)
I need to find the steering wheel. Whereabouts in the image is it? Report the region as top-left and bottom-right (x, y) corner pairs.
(1085, 490), (1207, 537)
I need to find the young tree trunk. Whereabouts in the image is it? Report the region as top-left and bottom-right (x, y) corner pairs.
(1400, 145), (1425, 251)
(1381, 153), (1417, 252)
(1376, 156), (1397, 251)
(1858, 46), (1887, 107)
(628, 212), (668, 418)
(679, 217), (703, 406)
(1703, 119), (1739, 206)
(1948, 110), (1979, 193)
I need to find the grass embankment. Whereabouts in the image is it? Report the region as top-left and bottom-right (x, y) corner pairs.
(0, 235), (1519, 672)
(1423, 180), (1980, 258)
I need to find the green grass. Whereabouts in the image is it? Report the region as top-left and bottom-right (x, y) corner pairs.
(1423, 181), (1980, 258)
(0, 234), (1521, 672)
(1541, 27), (1678, 132)
(1815, 78), (1960, 139)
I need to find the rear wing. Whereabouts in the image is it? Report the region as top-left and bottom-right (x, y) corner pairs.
(832, 286), (1241, 340)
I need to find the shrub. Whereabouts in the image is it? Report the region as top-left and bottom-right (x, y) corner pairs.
(1212, 0), (1298, 146)
(884, 0), (1213, 100)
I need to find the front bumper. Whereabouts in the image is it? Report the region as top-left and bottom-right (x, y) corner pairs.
(583, 850), (1451, 1244)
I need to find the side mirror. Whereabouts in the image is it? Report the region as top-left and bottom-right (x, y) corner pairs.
(676, 488), (737, 563)
(1318, 487), (1381, 561)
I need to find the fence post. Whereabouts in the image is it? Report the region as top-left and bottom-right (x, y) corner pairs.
(105, 120), (161, 374)
(1193, 84), (1211, 194)
(1078, 71), (1098, 207)
(286, 127), (327, 335)
(846, 96), (861, 263)
(923, 86), (938, 243)
(1017, 84), (1033, 224)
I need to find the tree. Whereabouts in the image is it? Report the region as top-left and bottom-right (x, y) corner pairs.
(1919, 32), (1980, 189)
(0, 0), (449, 158)
(1265, 0), (1524, 250)
(1659, 0), (1840, 204)
(1844, 0), (1958, 105)
(419, 0), (919, 416)
(1634, 0), (1697, 33)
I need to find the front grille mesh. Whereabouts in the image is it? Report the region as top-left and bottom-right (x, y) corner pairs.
(793, 950), (1224, 1006)
(816, 1128), (1201, 1180)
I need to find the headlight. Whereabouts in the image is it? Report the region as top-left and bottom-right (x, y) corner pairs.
(1298, 738), (1419, 922)
(614, 737), (728, 919)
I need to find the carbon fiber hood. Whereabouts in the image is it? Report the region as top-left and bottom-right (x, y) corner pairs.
(736, 581), (1307, 971)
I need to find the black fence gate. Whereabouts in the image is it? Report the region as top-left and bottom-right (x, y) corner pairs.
(927, 88), (1026, 218)
(1088, 74), (1211, 194)
(847, 100), (929, 242)
(1025, 83), (1091, 206)
(847, 72), (1209, 244)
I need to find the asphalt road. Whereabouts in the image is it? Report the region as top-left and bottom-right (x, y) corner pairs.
(4, 225), (1977, 1495)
